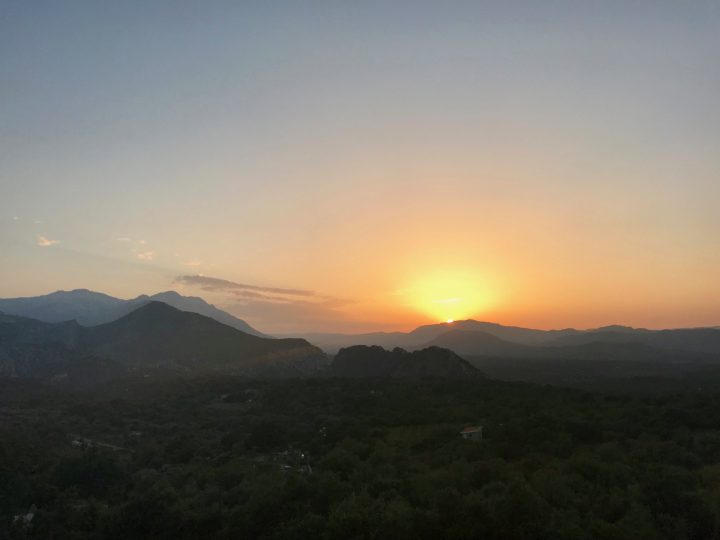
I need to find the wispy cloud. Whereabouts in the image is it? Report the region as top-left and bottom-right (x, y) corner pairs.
(229, 289), (303, 303)
(175, 275), (318, 297)
(136, 251), (154, 261)
(174, 274), (354, 332)
(37, 235), (59, 247)
(117, 237), (132, 242)
(176, 274), (351, 305)
(183, 259), (204, 267)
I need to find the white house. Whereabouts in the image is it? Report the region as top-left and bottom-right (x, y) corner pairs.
(460, 426), (483, 441)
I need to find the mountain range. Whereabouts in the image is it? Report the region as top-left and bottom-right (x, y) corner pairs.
(3, 289), (720, 386)
(0, 289), (265, 336)
(300, 319), (720, 359)
(300, 320), (579, 352)
(0, 302), (325, 381)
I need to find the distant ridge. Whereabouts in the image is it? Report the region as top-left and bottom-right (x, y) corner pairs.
(298, 319), (720, 357)
(420, 329), (696, 362)
(0, 289), (265, 336)
(419, 329), (532, 357)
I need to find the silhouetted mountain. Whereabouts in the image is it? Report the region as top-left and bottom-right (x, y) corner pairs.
(86, 302), (323, 375)
(419, 329), (532, 357)
(547, 328), (720, 355)
(137, 291), (266, 336)
(0, 290), (127, 325)
(329, 345), (481, 378)
(300, 320), (720, 358)
(589, 325), (647, 334)
(0, 312), (119, 381)
(0, 312), (82, 348)
(0, 289), (265, 336)
(0, 303), (325, 381)
(419, 326), (720, 366)
(407, 320), (579, 346)
(416, 327), (719, 388)
(299, 320), (582, 352)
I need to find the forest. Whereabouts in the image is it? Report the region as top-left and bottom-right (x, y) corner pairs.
(3, 374), (720, 539)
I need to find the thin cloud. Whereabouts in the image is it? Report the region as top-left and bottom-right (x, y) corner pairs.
(175, 274), (354, 331)
(229, 289), (300, 303)
(117, 237), (132, 242)
(175, 274), (317, 297)
(175, 274), (352, 305)
(37, 235), (59, 247)
(183, 259), (204, 267)
(136, 251), (154, 261)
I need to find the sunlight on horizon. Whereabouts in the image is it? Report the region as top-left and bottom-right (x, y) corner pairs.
(404, 270), (496, 323)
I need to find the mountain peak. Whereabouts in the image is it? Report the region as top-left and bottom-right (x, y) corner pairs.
(590, 325), (643, 333)
(87, 302), (326, 375)
(54, 289), (112, 297)
(330, 345), (481, 378)
(133, 300), (178, 313)
(151, 290), (184, 299)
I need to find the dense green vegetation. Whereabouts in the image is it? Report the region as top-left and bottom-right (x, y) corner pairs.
(3, 375), (720, 539)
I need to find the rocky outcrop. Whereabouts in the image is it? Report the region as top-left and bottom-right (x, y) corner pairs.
(329, 345), (482, 378)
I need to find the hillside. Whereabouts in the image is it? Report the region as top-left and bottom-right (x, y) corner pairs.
(419, 329), (712, 361)
(0, 312), (118, 380)
(329, 345), (481, 378)
(86, 302), (324, 375)
(132, 291), (267, 337)
(418, 329), (532, 357)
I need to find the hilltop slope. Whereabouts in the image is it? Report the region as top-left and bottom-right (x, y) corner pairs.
(87, 302), (322, 374)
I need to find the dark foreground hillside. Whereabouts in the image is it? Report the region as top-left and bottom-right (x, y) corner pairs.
(3, 376), (720, 539)
(330, 345), (481, 378)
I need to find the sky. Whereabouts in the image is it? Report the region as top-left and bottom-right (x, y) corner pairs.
(1, 1), (719, 333)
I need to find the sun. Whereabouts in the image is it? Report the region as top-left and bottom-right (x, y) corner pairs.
(404, 269), (495, 322)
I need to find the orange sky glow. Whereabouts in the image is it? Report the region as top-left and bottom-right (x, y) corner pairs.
(1, 3), (719, 333)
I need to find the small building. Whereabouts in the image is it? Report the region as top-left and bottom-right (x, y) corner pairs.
(13, 505), (37, 526)
(460, 426), (483, 441)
